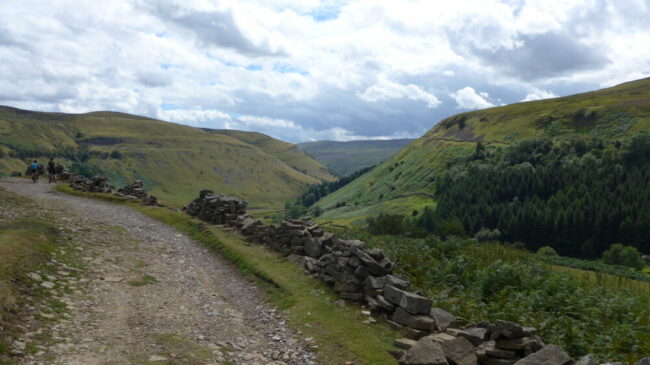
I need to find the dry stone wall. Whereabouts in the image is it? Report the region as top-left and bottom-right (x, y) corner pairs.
(182, 190), (649, 365)
(67, 174), (112, 193)
(115, 180), (159, 206)
(64, 174), (159, 206)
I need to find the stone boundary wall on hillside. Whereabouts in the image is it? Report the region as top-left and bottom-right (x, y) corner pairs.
(62, 172), (159, 206)
(184, 190), (650, 365)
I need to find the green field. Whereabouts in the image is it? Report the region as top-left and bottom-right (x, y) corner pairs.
(316, 78), (650, 224)
(298, 139), (414, 176)
(0, 106), (335, 208)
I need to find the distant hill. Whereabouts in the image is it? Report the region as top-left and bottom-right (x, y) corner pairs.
(298, 139), (414, 176)
(315, 77), (650, 226)
(205, 129), (334, 182)
(0, 106), (334, 207)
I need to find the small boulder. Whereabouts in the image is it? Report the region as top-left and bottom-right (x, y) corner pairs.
(364, 275), (386, 290)
(400, 291), (433, 315)
(394, 338), (419, 350)
(575, 355), (598, 365)
(494, 320), (524, 340)
(430, 308), (457, 332)
(375, 295), (395, 312)
(392, 307), (435, 331)
(367, 247), (385, 261)
(426, 333), (456, 343)
(384, 285), (406, 306)
(458, 327), (487, 347)
(513, 344), (572, 365)
(399, 337), (449, 365)
(439, 337), (477, 365)
(635, 359), (650, 365)
(386, 274), (410, 290)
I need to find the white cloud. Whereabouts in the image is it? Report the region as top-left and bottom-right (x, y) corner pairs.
(358, 77), (440, 108)
(450, 87), (495, 110)
(522, 89), (558, 102)
(0, 0), (648, 141)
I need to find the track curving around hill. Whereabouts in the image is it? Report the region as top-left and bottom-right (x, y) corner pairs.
(0, 178), (316, 365)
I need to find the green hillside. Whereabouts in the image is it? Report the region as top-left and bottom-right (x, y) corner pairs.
(205, 129), (335, 182)
(315, 77), (650, 226)
(0, 106), (333, 208)
(298, 139), (415, 176)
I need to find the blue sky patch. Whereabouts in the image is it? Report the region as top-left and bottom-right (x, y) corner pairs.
(273, 64), (309, 75)
(246, 64), (263, 71)
(161, 103), (183, 111)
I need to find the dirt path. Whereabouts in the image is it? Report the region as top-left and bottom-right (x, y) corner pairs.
(0, 178), (317, 365)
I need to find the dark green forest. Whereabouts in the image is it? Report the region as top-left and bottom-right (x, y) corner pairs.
(429, 134), (650, 258)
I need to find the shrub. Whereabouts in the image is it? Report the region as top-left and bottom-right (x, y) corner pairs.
(479, 260), (524, 298)
(284, 202), (307, 219)
(474, 228), (501, 242)
(536, 246), (559, 258)
(110, 150), (122, 159)
(436, 218), (466, 239)
(602, 243), (645, 270)
(366, 213), (407, 235)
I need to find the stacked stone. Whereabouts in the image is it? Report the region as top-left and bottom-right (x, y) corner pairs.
(59, 169), (73, 180)
(394, 319), (547, 364)
(184, 190), (247, 226)
(262, 219), (325, 256)
(115, 180), (159, 206)
(396, 330), (649, 365)
(69, 174), (112, 193)
(234, 214), (266, 239)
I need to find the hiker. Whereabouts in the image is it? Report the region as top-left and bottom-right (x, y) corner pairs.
(47, 157), (57, 184)
(30, 160), (39, 183)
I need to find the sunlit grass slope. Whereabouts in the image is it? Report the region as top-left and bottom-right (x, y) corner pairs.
(317, 77), (650, 224)
(0, 107), (332, 208)
(204, 129), (336, 182)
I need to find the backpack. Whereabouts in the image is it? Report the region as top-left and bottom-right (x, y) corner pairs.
(31, 163), (39, 172)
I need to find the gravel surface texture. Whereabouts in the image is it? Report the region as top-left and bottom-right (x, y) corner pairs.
(1, 178), (317, 365)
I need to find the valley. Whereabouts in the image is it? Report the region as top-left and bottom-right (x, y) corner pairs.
(298, 139), (415, 176)
(1, 80), (649, 365)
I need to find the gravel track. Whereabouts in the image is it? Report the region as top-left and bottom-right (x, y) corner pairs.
(0, 178), (316, 365)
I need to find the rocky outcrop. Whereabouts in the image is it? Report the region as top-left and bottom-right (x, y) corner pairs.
(642, 255), (650, 265)
(184, 190), (637, 365)
(68, 174), (112, 193)
(115, 180), (159, 206)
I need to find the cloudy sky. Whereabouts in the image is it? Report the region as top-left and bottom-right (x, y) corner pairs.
(1, 0), (649, 142)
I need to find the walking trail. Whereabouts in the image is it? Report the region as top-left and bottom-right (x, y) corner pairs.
(0, 178), (317, 365)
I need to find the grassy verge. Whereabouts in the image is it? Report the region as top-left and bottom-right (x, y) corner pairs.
(0, 189), (61, 362)
(55, 184), (400, 365)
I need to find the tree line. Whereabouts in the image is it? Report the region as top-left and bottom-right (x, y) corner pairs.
(426, 134), (650, 258)
(295, 165), (375, 207)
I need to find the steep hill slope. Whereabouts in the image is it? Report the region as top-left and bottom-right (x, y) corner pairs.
(316, 77), (650, 225)
(205, 129), (335, 182)
(298, 139), (415, 176)
(0, 106), (332, 207)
